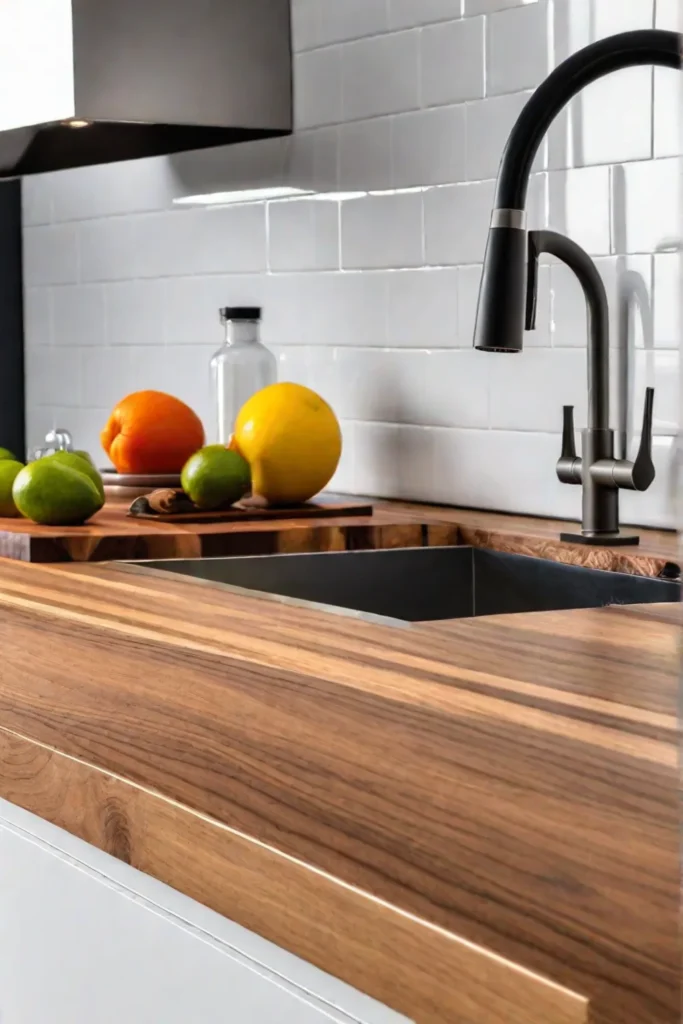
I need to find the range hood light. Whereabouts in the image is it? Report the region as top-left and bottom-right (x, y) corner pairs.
(174, 187), (313, 207)
(310, 191), (368, 202)
(174, 189), (372, 207)
(61, 119), (93, 129)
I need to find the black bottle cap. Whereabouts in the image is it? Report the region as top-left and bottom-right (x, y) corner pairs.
(219, 306), (261, 321)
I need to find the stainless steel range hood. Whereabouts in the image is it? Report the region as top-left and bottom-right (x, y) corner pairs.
(0, 0), (292, 177)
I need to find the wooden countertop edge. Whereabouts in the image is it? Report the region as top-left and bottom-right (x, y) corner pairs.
(0, 726), (588, 1024)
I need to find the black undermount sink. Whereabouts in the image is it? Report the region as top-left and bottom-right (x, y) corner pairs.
(130, 546), (680, 624)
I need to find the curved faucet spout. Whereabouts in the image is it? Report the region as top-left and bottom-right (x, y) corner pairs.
(496, 30), (680, 212)
(474, 29), (681, 355)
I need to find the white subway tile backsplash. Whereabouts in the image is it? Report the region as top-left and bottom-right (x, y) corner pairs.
(613, 157), (680, 254)
(429, 427), (576, 520)
(342, 32), (420, 121)
(288, 128), (339, 193)
(621, 436), (676, 528)
(291, 0), (321, 51)
(391, 106), (467, 188)
(26, 346), (83, 408)
(424, 179), (496, 265)
(399, 348), (491, 427)
(21, 0), (681, 528)
(393, 424), (438, 501)
(465, 0), (539, 12)
(342, 193), (423, 269)
(635, 348), (679, 434)
(390, 0), (463, 30)
(653, 252), (680, 346)
(24, 225), (79, 286)
(314, 0), (389, 45)
(596, 0), (655, 34)
(655, 0), (680, 29)
(572, 69), (653, 167)
(23, 288), (52, 348)
(265, 271), (388, 347)
(549, 165), (611, 255)
(486, 3), (550, 96)
(654, 67), (682, 159)
(457, 265), (484, 345)
(386, 268), (460, 346)
(128, 206), (267, 279)
(268, 198), (339, 272)
(295, 47), (343, 128)
(465, 91), (535, 182)
(160, 344), (215, 426)
(22, 177), (52, 227)
(352, 421), (403, 496)
(164, 275), (266, 347)
(548, 71), (654, 170)
(105, 280), (167, 346)
(338, 118), (393, 191)
(53, 286), (106, 348)
(47, 156), (178, 223)
(421, 17), (485, 107)
(82, 347), (135, 412)
(489, 348), (588, 431)
(550, 255), (653, 348)
(79, 217), (137, 283)
(320, 348), (402, 422)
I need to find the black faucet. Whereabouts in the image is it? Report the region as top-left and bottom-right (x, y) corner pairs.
(474, 30), (681, 546)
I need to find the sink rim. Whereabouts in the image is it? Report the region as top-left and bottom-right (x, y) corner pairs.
(117, 545), (680, 629)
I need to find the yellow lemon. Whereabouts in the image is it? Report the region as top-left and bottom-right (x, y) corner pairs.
(232, 382), (342, 505)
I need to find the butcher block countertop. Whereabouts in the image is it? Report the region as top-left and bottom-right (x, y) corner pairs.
(0, 496), (678, 575)
(0, 502), (679, 1024)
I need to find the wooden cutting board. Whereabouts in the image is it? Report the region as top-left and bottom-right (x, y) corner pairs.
(128, 498), (373, 523)
(0, 498), (434, 564)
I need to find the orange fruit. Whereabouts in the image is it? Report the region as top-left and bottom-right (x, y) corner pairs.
(101, 391), (205, 475)
(231, 382), (341, 505)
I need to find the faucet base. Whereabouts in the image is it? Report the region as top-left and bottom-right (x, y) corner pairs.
(560, 530), (640, 547)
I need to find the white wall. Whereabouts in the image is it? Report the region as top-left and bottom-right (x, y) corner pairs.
(22, 0), (682, 526)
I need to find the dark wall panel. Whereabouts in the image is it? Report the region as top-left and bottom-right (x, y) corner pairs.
(0, 179), (25, 459)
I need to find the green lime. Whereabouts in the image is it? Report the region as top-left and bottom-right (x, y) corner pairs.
(0, 447), (17, 462)
(13, 458), (104, 525)
(181, 445), (251, 510)
(50, 450), (105, 502)
(0, 460), (24, 517)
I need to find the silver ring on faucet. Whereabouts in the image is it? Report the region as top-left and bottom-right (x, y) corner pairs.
(490, 209), (526, 229)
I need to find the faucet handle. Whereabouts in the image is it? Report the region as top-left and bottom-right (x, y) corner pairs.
(557, 405), (582, 484)
(631, 387), (656, 491)
(613, 387), (656, 492)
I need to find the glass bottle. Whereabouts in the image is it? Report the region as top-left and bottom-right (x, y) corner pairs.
(210, 307), (277, 444)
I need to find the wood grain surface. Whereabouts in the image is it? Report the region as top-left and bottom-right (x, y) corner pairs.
(0, 498), (677, 574)
(0, 556), (677, 1023)
(0, 501), (420, 563)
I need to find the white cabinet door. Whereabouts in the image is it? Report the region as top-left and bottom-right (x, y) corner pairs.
(0, 801), (410, 1024)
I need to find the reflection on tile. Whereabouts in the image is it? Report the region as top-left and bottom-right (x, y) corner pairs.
(549, 166), (611, 255)
(612, 157), (681, 255)
(653, 252), (681, 347)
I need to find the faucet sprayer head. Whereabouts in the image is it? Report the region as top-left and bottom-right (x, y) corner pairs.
(473, 29), (681, 356)
(473, 211), (527, 353)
